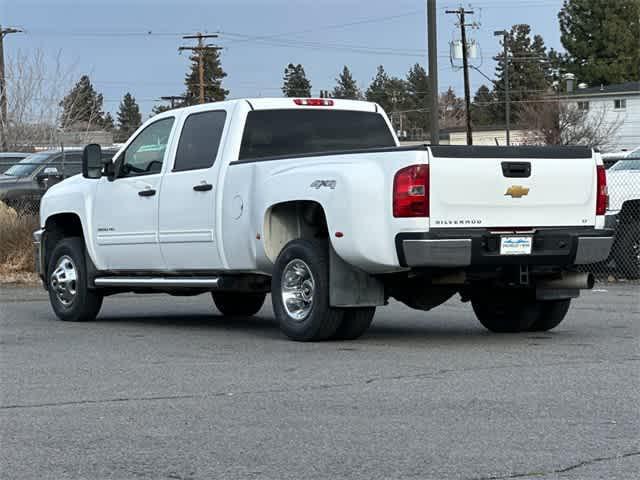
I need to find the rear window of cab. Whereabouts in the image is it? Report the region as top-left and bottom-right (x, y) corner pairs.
(239, 109), (395, 161)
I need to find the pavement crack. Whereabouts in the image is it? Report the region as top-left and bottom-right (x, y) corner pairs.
(469, 451), (640, 479)
(3, 359), (638, 411)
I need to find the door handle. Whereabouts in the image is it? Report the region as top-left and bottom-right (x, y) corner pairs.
(193, 183), (213, 192)
(502, 162), (531, 178)
(138, 189), (156, 197)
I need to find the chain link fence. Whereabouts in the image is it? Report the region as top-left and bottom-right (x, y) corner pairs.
(581, 157), (640, 282)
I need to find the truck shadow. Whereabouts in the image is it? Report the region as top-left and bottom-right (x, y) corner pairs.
(96, 312), (577, 346)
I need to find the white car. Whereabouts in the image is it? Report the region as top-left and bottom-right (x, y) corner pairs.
(606, 148), (640, 278)
(34, 98), (614, 341)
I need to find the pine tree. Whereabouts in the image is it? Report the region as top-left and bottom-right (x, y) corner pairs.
(332, 66), (361, 99)
(184, 49), (228, 105)
(558, 0), (640, 85)
(151, 104), (174, 116)
(282, 64), (312, 97)
(116, 92), (142, 141)
(365, 66), (409, 133)
(365, 65), (391, 107)
(59, 75), (106, 128)
(471, 85), (498, 126)
(440, 87), (465, 129)
(405, 64), (431, 135)
(493, 24), (552, 123)
(102, 112), (115, 131)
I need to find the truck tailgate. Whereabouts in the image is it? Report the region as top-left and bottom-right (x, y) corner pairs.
(428, 146), (597, 228)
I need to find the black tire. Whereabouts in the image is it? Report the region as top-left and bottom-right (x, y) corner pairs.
(527, 299), (571, 332)
(613, 221), (640, 280)
(47, 237), (103, 322)
(331, 307), (376, 340)
(271, 239), (343, 341)
(471, 297), (540, 333)
(212, 292), (266, 316)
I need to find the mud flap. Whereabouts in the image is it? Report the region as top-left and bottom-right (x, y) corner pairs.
(329, 246), (385, 307)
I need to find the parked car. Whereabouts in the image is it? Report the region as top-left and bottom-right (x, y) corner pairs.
(35, 98), (613, 340)
(606, 149), (640, 278)
(0, 152), (30, 174)
(602, 146), (640, 169)
(0, 148), (117, 214)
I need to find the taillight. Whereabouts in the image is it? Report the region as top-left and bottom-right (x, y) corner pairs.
(293, 98), (334, 106)
(393, 164), (429, 217)
(596, 165), (608, 215)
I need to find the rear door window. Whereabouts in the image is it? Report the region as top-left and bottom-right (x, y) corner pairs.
(173, 111), (227, 172)
(239, 109), (395, 161)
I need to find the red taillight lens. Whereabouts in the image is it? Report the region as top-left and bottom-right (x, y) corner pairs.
(293, 98), (334, 106)
(393, 164), (429, 217)
(596, 165), (608, 215)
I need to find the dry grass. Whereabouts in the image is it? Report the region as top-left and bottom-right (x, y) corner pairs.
(0, 202), (39, 280)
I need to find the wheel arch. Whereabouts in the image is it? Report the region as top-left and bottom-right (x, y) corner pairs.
(262, 200), (330, 263)
(42, 212), (88, 279)
(619, 199), (640, 224)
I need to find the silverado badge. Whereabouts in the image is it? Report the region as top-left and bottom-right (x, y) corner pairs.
(505, 185), (530, 198)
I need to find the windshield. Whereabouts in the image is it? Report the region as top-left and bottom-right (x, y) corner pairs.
(625, 147), (640, 160)
(610, 159), (640, 171)
(4, 152), (54, 177)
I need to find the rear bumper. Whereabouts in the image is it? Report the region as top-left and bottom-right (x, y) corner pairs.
(396, 227), (615, 268)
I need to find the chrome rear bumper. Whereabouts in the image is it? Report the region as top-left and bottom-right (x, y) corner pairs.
(398, 228), (615, 267)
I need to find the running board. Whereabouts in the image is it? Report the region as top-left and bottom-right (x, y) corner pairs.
(94, 277), (220, 288)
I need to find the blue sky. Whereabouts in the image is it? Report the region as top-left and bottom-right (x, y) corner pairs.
(2, 0), (565, 117)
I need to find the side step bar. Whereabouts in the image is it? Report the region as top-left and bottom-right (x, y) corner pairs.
(94, 277), (220, 288)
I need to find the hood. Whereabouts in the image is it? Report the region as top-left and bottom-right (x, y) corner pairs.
(40, 173), (84, 198)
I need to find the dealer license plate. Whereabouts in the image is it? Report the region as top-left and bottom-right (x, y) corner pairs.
(500, 236), (533, 255)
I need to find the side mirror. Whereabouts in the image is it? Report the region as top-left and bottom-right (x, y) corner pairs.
(37, 166), (63, 189)
(82, 144), (103, 179)
(42, 166), (61, 177)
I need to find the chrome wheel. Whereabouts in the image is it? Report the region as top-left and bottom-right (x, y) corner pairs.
(281, 259), (315, 321)
(50, 255), (78, 306)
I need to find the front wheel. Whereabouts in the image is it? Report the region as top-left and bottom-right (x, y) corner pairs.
(47, 237), (103, 322)
(212, 292), (266, 316)
(271, 239), (343, 341)
(471, 297), (540, 333)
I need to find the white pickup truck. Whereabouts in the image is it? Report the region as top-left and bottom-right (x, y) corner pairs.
(35, 98), (614, 341)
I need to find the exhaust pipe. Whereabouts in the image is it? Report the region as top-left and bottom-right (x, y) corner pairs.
(537, 272), (595, 290)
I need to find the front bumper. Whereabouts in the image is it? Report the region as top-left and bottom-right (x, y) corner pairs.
(396, 227), (615, 268)
(33, 228), (45, 281)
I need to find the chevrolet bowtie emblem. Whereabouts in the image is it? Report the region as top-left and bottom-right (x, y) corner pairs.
(505, 185), (530, 198)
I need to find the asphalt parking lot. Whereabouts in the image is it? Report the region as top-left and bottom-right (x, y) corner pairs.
(1, 284), (638, 480)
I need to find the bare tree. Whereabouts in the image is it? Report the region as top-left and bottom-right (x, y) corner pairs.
(4, 49), (77, 149)
(519, 99), (622, 150)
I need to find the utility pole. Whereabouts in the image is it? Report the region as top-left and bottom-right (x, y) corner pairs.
(179, 33), (222, 105)
(446, 8), (474, 145)
(494, 30), (510, 145)
(427, 0), (439, 145)
(0, 26), (22, 151)
(160, 95), (186, 109)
